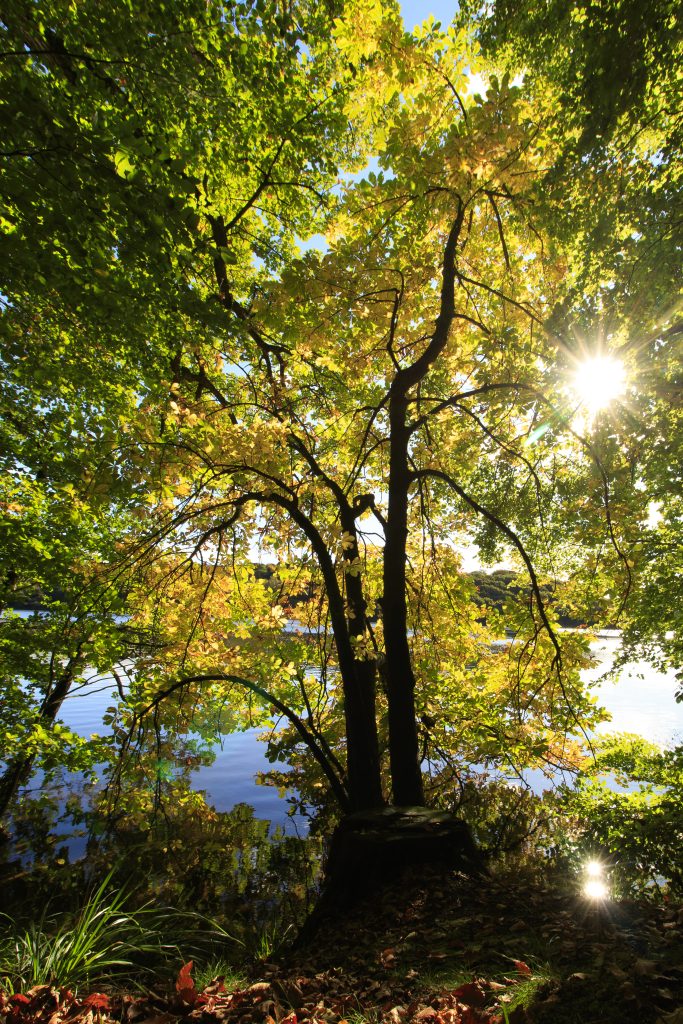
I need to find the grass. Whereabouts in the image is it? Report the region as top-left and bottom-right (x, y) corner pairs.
(0, 873), (170, 992)
(344, 1010), (380, 1024)
(191, 957), (248, 993)
(417, 963), (473, 992)
(503, 966), (554, 1014)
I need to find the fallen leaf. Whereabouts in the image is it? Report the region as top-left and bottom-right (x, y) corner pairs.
(25, 985), (53, 999)
(453, 982), (486, 1007)
(247, 982), (272, 996)
(633, 959), (658, 976)
(201, 978), (228, 997)
(9, 995), (31, 1007)
(413, 1006), (439, 1020)
(175, 961), (198, 1007)
(658, 1010), (683, 1024)
(460, 1007), (488, 1024)
(657, 987), (676, 1001)
(83, 993), (111, 1010)
(440, 1011), (460, 1024)
(513, 961), (532, 977)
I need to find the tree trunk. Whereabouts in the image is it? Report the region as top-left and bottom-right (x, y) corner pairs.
(381, 204), (464, 807)
(280, 494), (384, 812)
(0, 662), (80, 819)
(383, 393), (424, 807)
(340, 508), (384, 812)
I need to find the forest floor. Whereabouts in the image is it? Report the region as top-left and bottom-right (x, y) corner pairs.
(2, 865), (682, 1024)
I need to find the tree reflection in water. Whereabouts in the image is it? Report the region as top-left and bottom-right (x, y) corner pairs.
(1, 779), (323, 948)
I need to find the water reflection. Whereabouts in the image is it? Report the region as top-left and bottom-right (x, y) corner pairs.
(588, 636), (683, 747)
(1, 793), (323, 938)
(3, 631), (681, 899)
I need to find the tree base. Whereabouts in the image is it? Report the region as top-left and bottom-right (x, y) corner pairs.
(327, 806), (485, 894)
(295, 806), (486, 945)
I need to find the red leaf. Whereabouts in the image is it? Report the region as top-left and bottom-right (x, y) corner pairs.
(513, 961), (532, 977)
(176, 960), (198, 1006)
(453, 982), (487, 1007)
(83, 993), (111, 1010)
(9, 995), (31, 1007)
(281, 1014), (298, 1024)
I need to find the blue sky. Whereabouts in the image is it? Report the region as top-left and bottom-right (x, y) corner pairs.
(400, 1), (459, 32)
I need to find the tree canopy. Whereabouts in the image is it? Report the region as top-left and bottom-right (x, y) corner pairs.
(466, 0), (683, 690)
(1, 0), (680, 825)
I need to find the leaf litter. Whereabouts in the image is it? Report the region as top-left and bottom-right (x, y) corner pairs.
(1, 866), (681, 1024)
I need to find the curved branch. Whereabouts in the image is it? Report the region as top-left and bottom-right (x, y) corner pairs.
(457, 271), (544, 325)
(485, 190), (511, 273)
(120, 673), (350, 812)
(407, 382), (632, 609)
(391, 196), (466, 394)
(412, 467), (562, 671)
(408, 380), (539, 433)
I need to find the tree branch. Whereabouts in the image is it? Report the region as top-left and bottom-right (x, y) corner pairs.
(120, 672), (350, 812)
(412, 467), (563, 672)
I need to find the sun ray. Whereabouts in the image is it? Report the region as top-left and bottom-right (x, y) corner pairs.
(571, 355), (626, 415)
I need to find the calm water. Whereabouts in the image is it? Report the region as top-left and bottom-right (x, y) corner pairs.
(49, 673), (293, 821)
(45, 634), (682, 826)
(588, 635), (682, 746)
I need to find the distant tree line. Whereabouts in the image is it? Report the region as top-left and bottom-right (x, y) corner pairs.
(7, 568), (601, 628)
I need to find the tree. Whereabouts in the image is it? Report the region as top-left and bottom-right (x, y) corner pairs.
(465, 0), (683, 692)
(92, 10), (611, 815)
(1, 0), (662, 827)
(0, 0), (360, 811)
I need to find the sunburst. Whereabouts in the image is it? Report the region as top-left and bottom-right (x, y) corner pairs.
(571, 355), (626, 415)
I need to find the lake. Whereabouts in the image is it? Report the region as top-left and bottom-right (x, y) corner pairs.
(37, 633), (682, 836)
(587, 634), (682, 746)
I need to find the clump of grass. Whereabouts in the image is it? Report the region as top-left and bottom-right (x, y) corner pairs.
(344, 1010), (380, 1024)
(195, 910), (295, 965)
(418, 962), (472, 992)
(0, 871), (203, 993)
(501, 962), (554, 1016)
(191, 957), (247, 993)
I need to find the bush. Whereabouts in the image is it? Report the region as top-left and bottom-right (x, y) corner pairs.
(553, 734), (683, 899)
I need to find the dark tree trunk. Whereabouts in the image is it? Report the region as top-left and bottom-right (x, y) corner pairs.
(383, 393), (425, 806)
(0, 664), (78, 818)
(381, 202), (465, 808)
(278, 494), (384, 812)
(340, 660), (384, 812)
(339, 508), (384, 812)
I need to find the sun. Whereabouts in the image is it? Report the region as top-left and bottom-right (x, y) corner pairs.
(572, 355), (626, 415)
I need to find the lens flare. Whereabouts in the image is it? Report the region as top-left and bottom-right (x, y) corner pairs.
(572, 356), (626, 414)
(584, 878), (609, 900)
